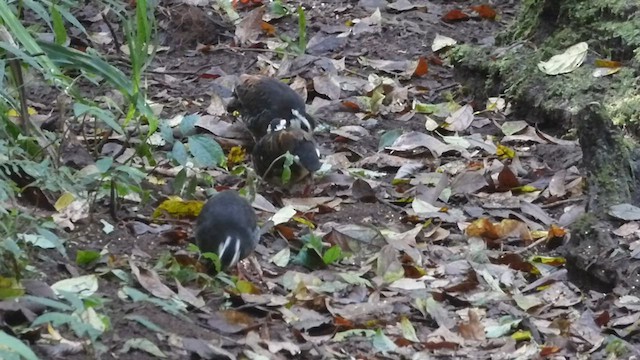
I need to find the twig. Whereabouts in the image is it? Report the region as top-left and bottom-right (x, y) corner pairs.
(430, 82), (460, 99)
(145, 63), (215, 76)
(540, 197), (585, 209)
(514, 236), (547, 255)
(119, 214), (192, 226)
(261, 151), (292, 181)
(376, 196), (406, 214)
(109, 178), (118, 222)
(343, 67), (368, 78)
(101, 12), (122, 55)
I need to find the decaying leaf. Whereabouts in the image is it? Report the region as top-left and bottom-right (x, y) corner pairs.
(432, 33), (457, 52)
(234, 7), (267, 46)
(538, 42), (588, 75)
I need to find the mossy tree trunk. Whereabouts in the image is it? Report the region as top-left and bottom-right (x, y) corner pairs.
(454, 0), (640, 293)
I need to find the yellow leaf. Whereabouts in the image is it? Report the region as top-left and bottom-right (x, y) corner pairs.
(153, 197), (204, 219)
(496, 144), (515, 159)
(55, 192), (76, 211)
(531, 230), (548, 239)
(6, 107), (37, 117)
(146, 175), (165, 185)
(293, 216), (315, 229)
(0, 276), (24, 299)
(236, 280), (260, 294)
(227, 146), (246, 166)
(511, 330), (531, 341)
(529, 255), (566, 266)
(513, 185), (538, 193)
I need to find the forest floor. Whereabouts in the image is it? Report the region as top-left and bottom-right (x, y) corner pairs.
(19, 0), (640, 359)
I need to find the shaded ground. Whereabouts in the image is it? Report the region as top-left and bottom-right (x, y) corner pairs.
(17, 0), (640, 359)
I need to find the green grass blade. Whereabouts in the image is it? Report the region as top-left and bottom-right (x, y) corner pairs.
(50, 4), (68, 45)
(0, 331), (38, 360)
(0, 2), (65, 81)
(297, 6), (307, 54)
(22, 0), (52, 28)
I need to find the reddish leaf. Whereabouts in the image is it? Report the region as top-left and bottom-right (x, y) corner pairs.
(402, 265), (425, 278)
(539, 346), (561, 357)
(341, 100), (362, 112)
(275, 224), (296, 240)
(432, 292), (471, 307)
(497, 164), (519, 190)
(233, 0), (263, 8)
(424, 341), (458, 350)
(492, 253), (536, 273)
(442, 9), (470, 22)
(334, 316), (354, 328)
(444, 271), (479, 293)
(594, 311), (610, 327)
(317, 204), (337, 214)
(261, 21), (276, 36)
(413, 57), (429, 77)
(199, 73), (221, 79)
(394, 337), (413, 347)
(470, 5), (497, 20)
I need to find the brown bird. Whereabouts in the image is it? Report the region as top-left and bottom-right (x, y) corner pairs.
(228, 74), (316, 140)
(252, 118), (321, 186)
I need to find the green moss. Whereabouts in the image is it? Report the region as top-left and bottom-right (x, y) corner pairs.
(607, 94), (640, 126)
(454, 0), (640, 127)
(570, 213), (598, 234)
(541, 29), (584, 52)
(498, 0), (544, 44)
(499, 0), (640, 61)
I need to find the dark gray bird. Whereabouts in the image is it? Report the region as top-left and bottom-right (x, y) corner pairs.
(252, 118), (322, 186)
(194, 190), (260, 270)
(227, 74), (316, 139)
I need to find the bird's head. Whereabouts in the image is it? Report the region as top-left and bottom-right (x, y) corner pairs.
(266, 118), (289, 133)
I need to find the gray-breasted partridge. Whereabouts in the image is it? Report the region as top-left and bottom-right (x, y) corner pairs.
(194, 190), (260, 270)
(227, 74), (316, 140)
(252, 118), (321, 186)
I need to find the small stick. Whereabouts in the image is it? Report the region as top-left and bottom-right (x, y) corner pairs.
(101, 12), (122, 54)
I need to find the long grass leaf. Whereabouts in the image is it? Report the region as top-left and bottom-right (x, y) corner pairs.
(53, 3), (88, 36)
(50, 4), (68, 45)
(0, 2), (66, 82)
(297, 6), (307, 54)
(37, 41), (133, 95)
(22, 0), (52, 27)
(0, 331), (38, 360)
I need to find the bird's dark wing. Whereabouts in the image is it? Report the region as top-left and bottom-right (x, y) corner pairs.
(235, 76), (306, 117)
(252, 130), (320, 183)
